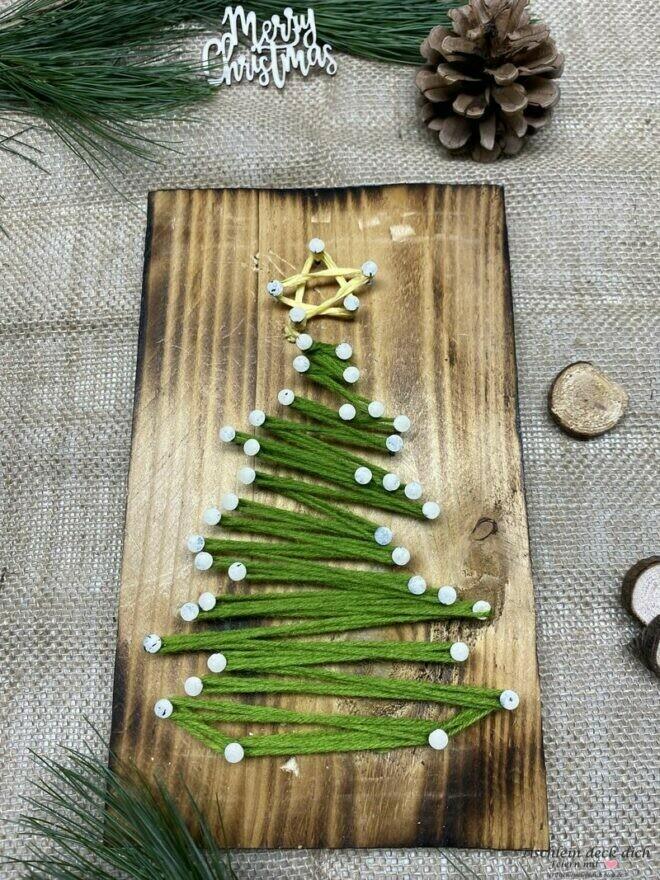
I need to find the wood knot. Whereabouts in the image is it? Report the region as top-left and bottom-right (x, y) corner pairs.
(472, 517), (498, 541)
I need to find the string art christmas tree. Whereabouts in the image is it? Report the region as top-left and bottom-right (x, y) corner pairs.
(143, 239), (519, 764)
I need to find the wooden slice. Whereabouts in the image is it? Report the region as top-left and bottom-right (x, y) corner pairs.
(621, 557), (660, 625)
(548, 362), (628, 438)
(635, 616), (660, 676)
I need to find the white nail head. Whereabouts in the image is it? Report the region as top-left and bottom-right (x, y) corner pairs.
(219, 425), (236, 443)
(393, 414), (411, 433)
(335, 342), (353, 361)
(207, 652), (227, 673)
(354, 466), (372, 485)
(404, 481), (423, 500)
(221, 492), (240, 511)
(267, 280), (283, 298)
(224, 742), (245, 764)
(296, 333), (313, 351)
(382, 473), (400, 492)
(438, 585), (457, 605)
(248, 409), (266, 427)
(238, 466), (256, 485)
(338, 403), (356, 421)
(500, 689), (520, 710)
(422, 501), (441, 520)
(186, 534), (205, 553)
(374, 526), (393, 546)
(194, 551), (214, 571)
(143, 633), (162, 654)
(228, 561), (247, 582)
(154, 699), (173, 719)
(343, 294), (360, 312)
(243, 438), (260, 457)
(428, 728), (449, 750)
(180, 602), (200, 622)
(450, 642), (470, 662)
(472, 599), (491, 619)
(368, 400), (385, 418)
(343, 366), (360, 384)
(391, 546), (410, 566)
(289, 306), (306, 324)
(202, 507), (221, 526)
(184, 676), (204, 697)
(361, 260), (378, 278)
(293, 354), (310, 373)
(386, 434), (404, 454)
(408, 575), (427, 595)
(198, 591), (217, 612)
(278, 388), (295, 406)
(308, 237), (325, 254)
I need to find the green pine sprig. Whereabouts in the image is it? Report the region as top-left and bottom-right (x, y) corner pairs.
(0, 0), (463, 175)
(9, 731), (237, 880)
(249, 1), (462, 65)
(0, 0), (224, 172)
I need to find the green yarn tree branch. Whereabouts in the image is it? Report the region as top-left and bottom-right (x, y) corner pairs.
(170, 700), (494, 757)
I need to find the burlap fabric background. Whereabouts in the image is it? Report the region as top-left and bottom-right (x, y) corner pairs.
(0, 1), (658, 877)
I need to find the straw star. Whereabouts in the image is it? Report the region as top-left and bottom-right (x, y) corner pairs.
(266, 238), (377, 328)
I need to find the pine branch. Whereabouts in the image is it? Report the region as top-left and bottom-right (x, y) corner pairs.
(0, 0), (465, 175)
(0, 0), (224, 172)
(8, 730), (237, 880)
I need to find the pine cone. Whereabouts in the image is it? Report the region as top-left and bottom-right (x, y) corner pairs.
(416, 0), (564, 162)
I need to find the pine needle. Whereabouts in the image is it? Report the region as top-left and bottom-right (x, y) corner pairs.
(9, 729), (237, 879)
(250, 2), (462, 65)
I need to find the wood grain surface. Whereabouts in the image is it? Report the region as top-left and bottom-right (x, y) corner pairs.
(110, 184), (549, 850)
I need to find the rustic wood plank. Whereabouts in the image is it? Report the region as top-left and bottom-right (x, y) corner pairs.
(110, 184), (549, 850)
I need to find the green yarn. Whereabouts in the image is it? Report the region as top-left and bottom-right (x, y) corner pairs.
(305, 366), (367, 409)
(235, 495), (386, 544)
(253, 470), (425, 519)
(262, 414), (390, 453)
(197, 668), (503, 710)
(265, 426), (392, 480)
(217, 507), (378, 547)
(187, 640), (459, 670)
(204, 557), (418, 594)
(160, 606), (484, 653)
(166, 699), (494, 758)
(289, 393), (395, 435)
(202, 534), (395, 566)
(199, 590), (469, 622)
(169, 704), (493, 757)
(236, 428), (391, 485)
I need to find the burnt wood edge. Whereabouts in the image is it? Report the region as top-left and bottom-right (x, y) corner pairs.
(499, 187), (550, 851)
(109, 191), (157, 766)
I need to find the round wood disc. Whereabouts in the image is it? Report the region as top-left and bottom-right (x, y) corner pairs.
(636, 615), (660, 676)
(621, 557), (660, 625)
(548, 362), (628, 438)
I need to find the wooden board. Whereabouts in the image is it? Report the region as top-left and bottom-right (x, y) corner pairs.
(111, 184), (549, 851)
